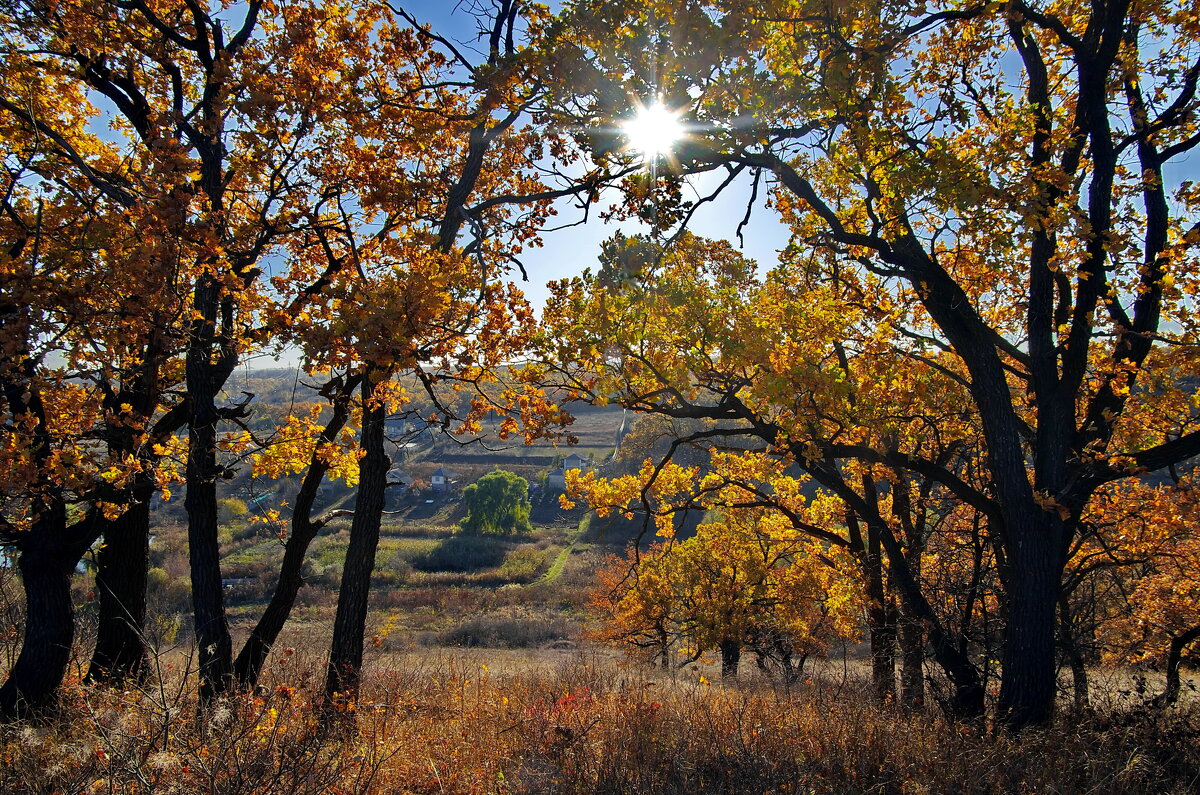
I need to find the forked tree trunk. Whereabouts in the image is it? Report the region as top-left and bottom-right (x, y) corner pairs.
(323, 372), (388, 716)
(0, 506), (99, 719)
(1152, 625), (1200, 708)
(0, 370), (101, 718)
(235, 375), (359, 688)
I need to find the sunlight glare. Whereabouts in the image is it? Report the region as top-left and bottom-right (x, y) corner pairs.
(622, 101), (685, 162)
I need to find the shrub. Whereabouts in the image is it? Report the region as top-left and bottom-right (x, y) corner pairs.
(498, 546), (551, 583)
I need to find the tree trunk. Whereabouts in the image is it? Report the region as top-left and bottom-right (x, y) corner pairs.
(1057, 594), (1088, 710)
(900, 612), (925, 710)
(236, 375), (359, 689)
(867, 524), (896, 703)
(0, 544), (76, 719)
(0, 372), (101, 719)
(184, 273), (238, 706)
(998, 518), (1062, 730)
(1152, 625), (1200, 708)
(87, 485), (152, 685)
(323, 373), (387, 716)
(868, 516), (985, 719)
(186, 416), (234, 705)
(719, 639), (740, 679)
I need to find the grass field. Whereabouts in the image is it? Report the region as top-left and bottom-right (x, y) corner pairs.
(5, 470), (1196, 793)
(1, 646), (1197, 794)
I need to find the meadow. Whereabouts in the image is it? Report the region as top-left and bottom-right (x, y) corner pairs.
(1, 644), (1196, 794)
(2, 499), (1198, 794)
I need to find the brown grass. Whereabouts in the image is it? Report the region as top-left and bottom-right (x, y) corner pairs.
(2, 647), (1197, 794)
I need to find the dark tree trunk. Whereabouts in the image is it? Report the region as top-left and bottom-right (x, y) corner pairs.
(900, 612), (925, 710)
(1152, 625), (1200, 708)
(719, 639), (740, 679)
(0, 544), (76, 719)
(234, 538), (307, 689)
(184, 274), (239, 705)
(866, 524), (896, 703)
(0, 363), (101, 719)
(868, 514), (985, 719)
(323, 373), (388, 715)
(997, 515), (1062, 730)
(235, 375), (359, 689)
(186, 422), (233, 704)
(1058, 594), (1089, 710)
(893, 471), (926, 710)
(657, 624), (670, 669)
(88, 327), (175, 687)
(87, 484), (152, 685)
(868, 601), (897, 703)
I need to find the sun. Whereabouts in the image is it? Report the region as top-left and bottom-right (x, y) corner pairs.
(621, 100), (685, 162)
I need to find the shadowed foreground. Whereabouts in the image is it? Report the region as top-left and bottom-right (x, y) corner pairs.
(1, 651), (1197, 794)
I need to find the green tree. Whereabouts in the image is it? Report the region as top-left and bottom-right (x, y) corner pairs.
(461, 470), (533, 536)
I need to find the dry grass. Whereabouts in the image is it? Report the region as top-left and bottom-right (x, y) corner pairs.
(2, 647), (1197, 794)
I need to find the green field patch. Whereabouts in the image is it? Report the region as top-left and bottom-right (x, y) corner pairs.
(498, 545), (556, 583)
(410, 533), (509, 572)
(380, 538), (441, 568)
(222, 540), (283, 566)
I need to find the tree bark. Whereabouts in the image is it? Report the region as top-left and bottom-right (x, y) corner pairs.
(719, 639), (740, 679)
(1057, 594), (1089, 710)
(899, 612), (925, 710)
(866, 523), (897, 703)
(1152, 625), (1200, 708)
(323, 372), (388, 715)
(0, 361), (101, 718)
(184, 273), (238, 706)
(997, 514), (1062, 730)
(0, 543), (76, 718)
(87, 484), (152, 685)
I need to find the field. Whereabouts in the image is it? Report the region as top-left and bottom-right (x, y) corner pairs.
(3, 491), (1199, 794)
(1, 646), (1198, 794)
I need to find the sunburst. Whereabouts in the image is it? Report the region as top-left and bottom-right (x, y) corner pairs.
(621, 100), (686, 164)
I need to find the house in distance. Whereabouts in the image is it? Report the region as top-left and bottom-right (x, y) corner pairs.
(430, 467), (461, 493)
(547, 453), (589, 491)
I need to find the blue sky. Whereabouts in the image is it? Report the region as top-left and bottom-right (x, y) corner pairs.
(392, 1), (794, 309)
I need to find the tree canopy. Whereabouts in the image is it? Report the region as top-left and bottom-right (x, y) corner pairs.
(461, 469), (533, 536)
(1, 0), (1198, 736)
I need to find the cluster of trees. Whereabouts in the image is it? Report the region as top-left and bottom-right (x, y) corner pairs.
(591, 508), (863, 681)
(1, 0), (1198, 736)
(0, 0), (618, 719)
(532, 0), (1200, 731)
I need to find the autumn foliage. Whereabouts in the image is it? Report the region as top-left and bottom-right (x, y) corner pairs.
(1, 0), (1200, 779)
